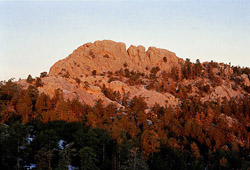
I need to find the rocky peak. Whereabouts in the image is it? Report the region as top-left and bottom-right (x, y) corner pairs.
(18, 40), (249, 110)
(49, 40), (182, 78)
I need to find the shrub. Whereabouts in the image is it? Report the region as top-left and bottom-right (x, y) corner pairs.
(103, 54), (109, 58)
(74, 78), (81, 84)
(89, 50), (95, 58)
(163, 57), (167, 63)
(40, 72), (48, 78)
(150, 67), (160, 75)
(35, 78), (43, 87)
(63, 71), (70, 78)
(92, 70), (97, 76)
(26, 74), (34, 83)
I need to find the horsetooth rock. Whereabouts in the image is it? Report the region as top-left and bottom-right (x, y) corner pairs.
(49, 40), (183, 78)
(18, 40), (181, 108)
(18, 40), (248, 110)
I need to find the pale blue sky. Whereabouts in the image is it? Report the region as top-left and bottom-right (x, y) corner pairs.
(0, 0), (249, 80)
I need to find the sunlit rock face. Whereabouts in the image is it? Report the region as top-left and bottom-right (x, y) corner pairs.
(49, 40), (182, 78)
(18, 40), (247, 109)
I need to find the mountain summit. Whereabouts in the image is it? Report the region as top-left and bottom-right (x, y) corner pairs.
(18, 40), (250, 108)
(49, 40), (182, 78)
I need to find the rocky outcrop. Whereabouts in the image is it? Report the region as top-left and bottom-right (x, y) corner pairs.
(17, 75), (180, 108)
(49, 40), (130, 78)
(130, 87), (179, 108)
(46, 39), (183, 108)
(49, 40), (182, 78)
(240, 74), (250, 86)
(17, 40), (248, 110)
(201, 85), (242, 102)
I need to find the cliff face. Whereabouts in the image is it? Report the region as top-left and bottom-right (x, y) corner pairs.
(18, 40), (249, 110)
(49, 40), (182, 78)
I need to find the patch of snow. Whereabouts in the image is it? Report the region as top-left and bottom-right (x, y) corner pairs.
(63, 89), (73, 94)
(27, 135), (34, 144)
(147, 119), (152, 125)
(59, 139), (65, 149)
(68, 165), (79, 170)
(24, 163), (36, 170)
(19, 146), (25, 149)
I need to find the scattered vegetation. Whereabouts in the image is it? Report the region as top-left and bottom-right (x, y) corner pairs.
(35, 77), (43, 87)
(2, 57), (250, 169)
(40, 71), (48, 78)
(103, 54), (110, 58)
(74, 78), (81, 84)
(89, 50), (95, 58)
(1, 78), (250, 169)
(163, 56), (167, 63)
(92, 70), (97, 76)
(26, 74), (34, 83)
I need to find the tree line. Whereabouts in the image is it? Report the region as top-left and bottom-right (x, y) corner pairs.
(1, 78), (250, 169)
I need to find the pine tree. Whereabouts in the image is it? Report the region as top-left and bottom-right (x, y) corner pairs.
(16, 91), (33, 123)
(80, 147), (99, 170)
(121, 148), (148, 170)
(193, 59), (202, 78)
(56, 143), (76, 170)
(26, 75), (34, 83)
(35, 147), (53, 170)
(40, 71), (48, 78)
(35, 77), (43, 87)
(141, 129), (160, 159)
(183, 58), (193, 79)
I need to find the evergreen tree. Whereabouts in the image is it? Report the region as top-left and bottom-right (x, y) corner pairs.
(16, 91), (33, 123)
(80, 146), (99, 170)
(26, 75), (34, 83)
(121, 148), (148, 170)
(35, 147), (53, 170)
(56, 143), (76, 170)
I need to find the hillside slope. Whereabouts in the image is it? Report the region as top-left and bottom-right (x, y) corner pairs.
(18, 40), (250, 110)
(2, 40), (250, 169)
